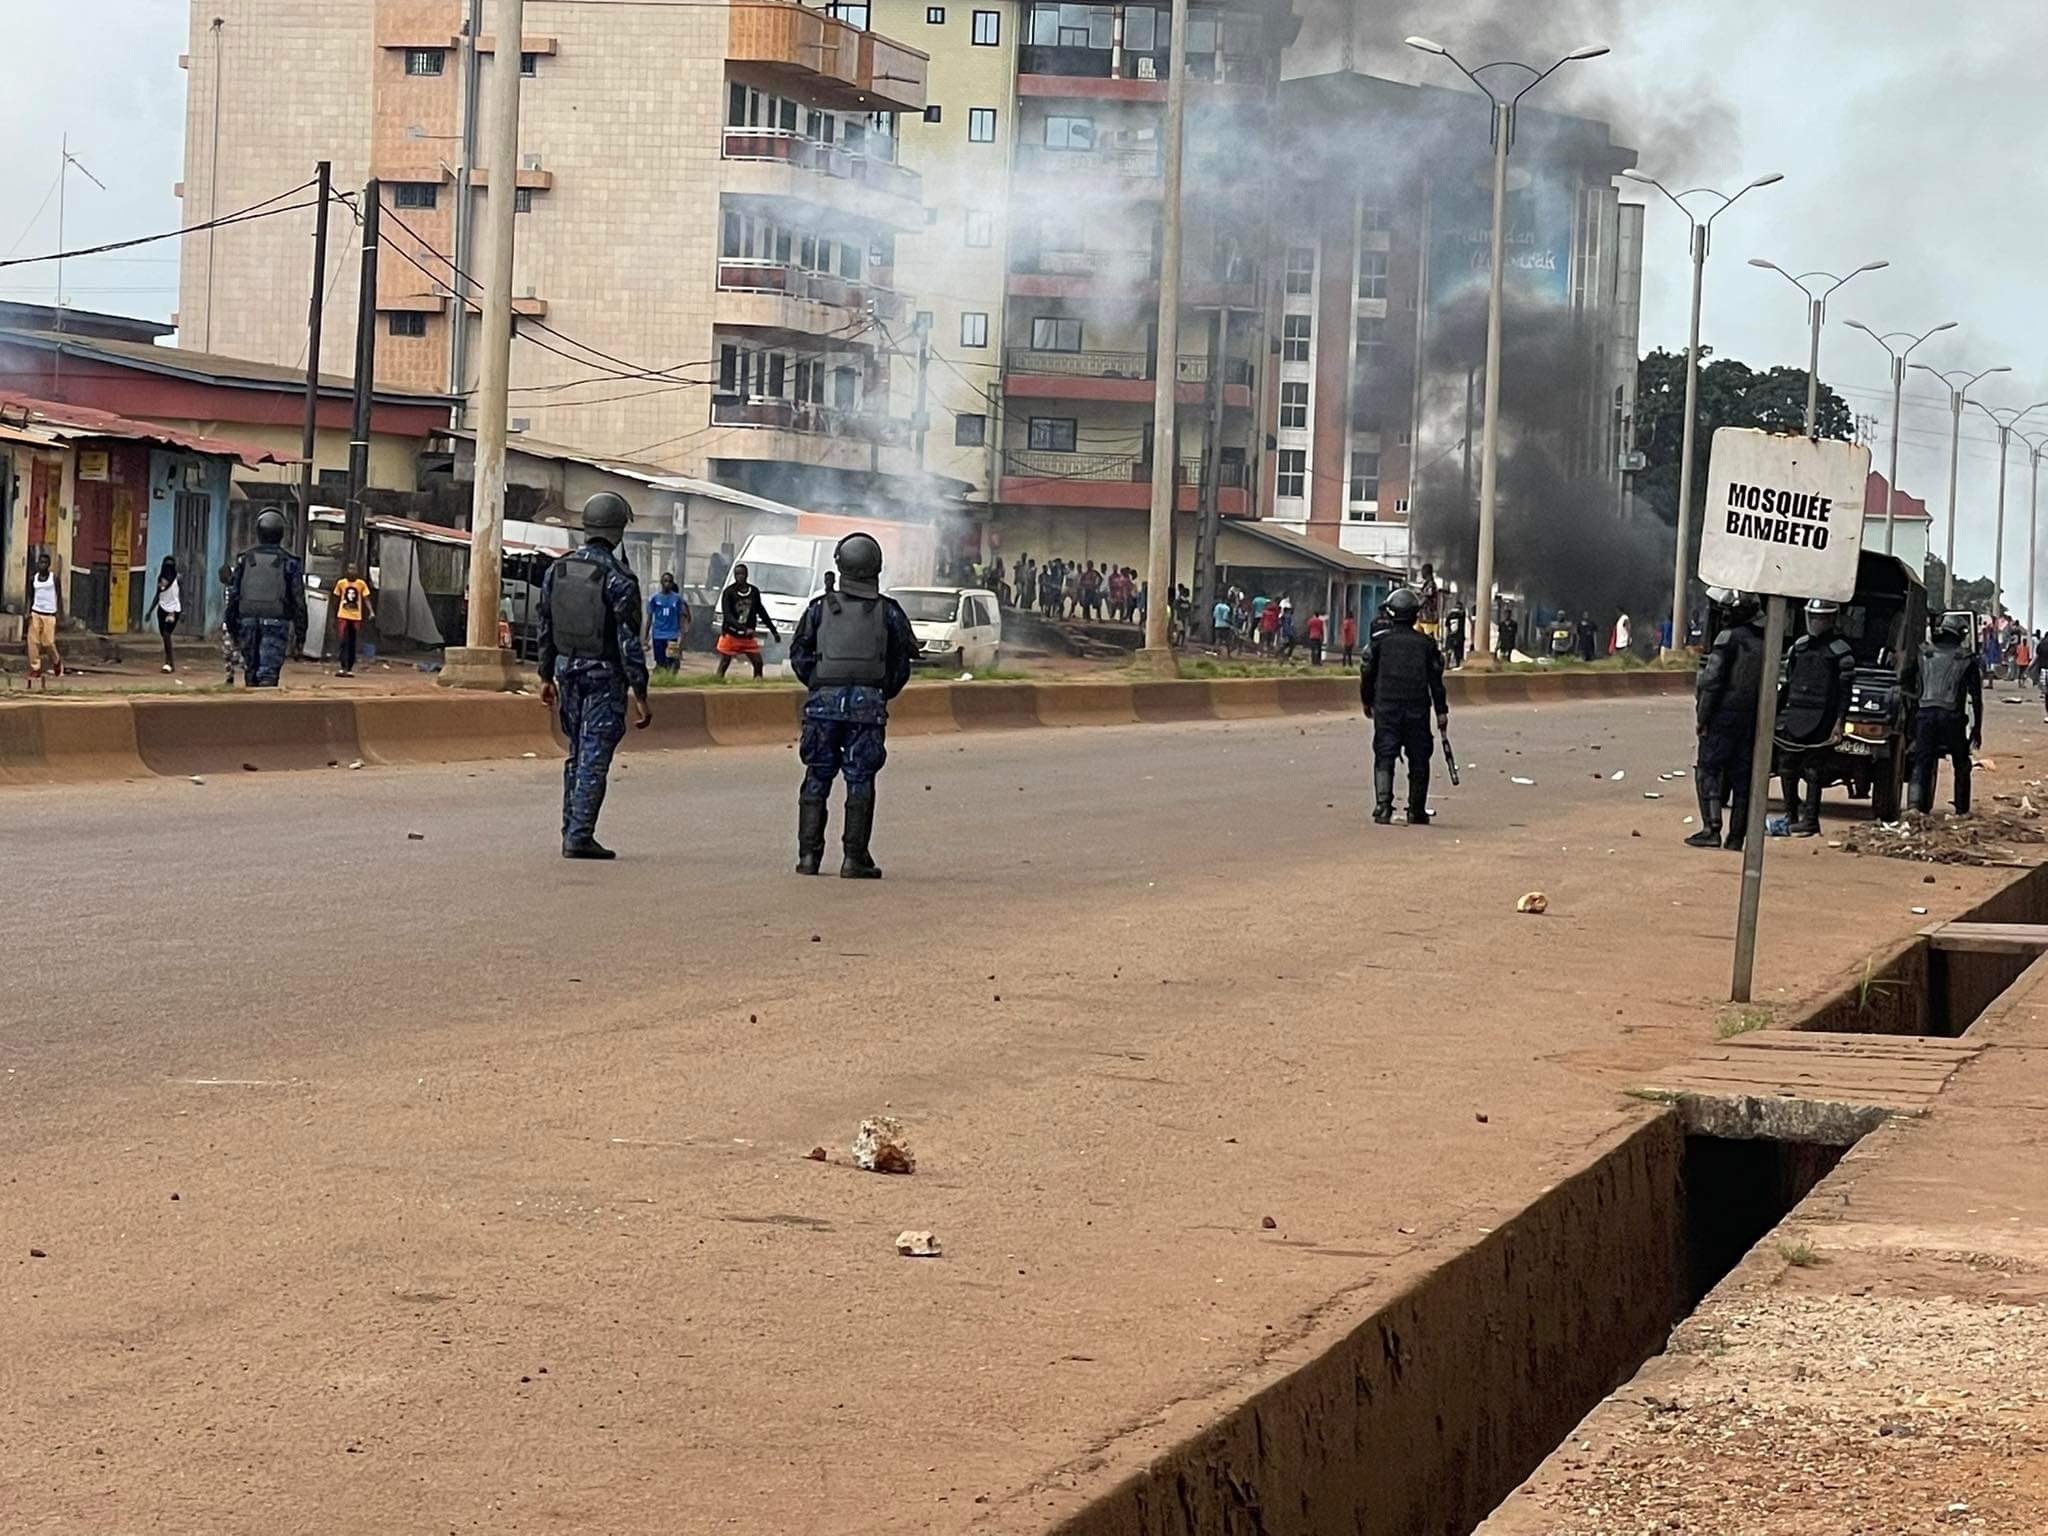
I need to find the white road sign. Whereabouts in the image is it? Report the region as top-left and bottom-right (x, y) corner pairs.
(1697, 429), (1871, 602)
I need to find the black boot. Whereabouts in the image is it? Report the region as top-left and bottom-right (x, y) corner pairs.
(563, 836), (615, 860)
(1792, 770), (1823, 836)
(840, 792), (882, 879)
(795, 796), (828, 875)
(1686, 768), (1723, 847)
(1372, 766), (1394, 825)
(1405, 767), (1433, 826)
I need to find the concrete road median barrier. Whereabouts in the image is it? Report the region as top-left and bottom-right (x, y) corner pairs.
(887, 684), (961, 737)
(949, 681), (1038, 730)
(628, 688), (714, 751)
(703, 688), (804, 746)
(132, 696), (363, 777)
(0, 701), (145, 784)
(1276, 674), (1353, 715)
(356, 694), (553, 765)
(1130, 679), (1215, 723)
(1209, 678), (1283, 719)
(1033, 682), (1139, 729)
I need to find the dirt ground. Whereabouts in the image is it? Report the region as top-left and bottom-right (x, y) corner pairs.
(4, 697), (2042, 1534)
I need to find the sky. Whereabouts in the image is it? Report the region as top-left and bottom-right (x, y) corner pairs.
(7, 0), (2047, 597)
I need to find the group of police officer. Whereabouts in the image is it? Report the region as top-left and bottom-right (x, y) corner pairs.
(1689, 592), (1983, 847)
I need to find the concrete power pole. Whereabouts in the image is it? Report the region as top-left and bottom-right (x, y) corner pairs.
(445, 0), (526, 691)
(1138, 0), (1190, 667)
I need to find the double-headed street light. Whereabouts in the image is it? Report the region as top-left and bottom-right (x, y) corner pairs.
(1844, 319), (1958, 555)
(1963, 397), (2048, 626)
(1908, 363), (2013, 608)
(1745, 258), (1889, 435)
(1405, 35), (1609, 661)
(1620, 166), (1783, 654)
(2021, 430), (2048, 641)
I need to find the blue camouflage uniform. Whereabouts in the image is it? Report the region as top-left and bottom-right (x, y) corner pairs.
(788, 594), (917, 798)
(225, 545), (308, 688)
(539, 541), (649, 846)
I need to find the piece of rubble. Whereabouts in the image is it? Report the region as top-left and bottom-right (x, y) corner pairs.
(1260, 1215), (1277, 1230)
(1642, 791), (1662, 799)
(852, 1116), (915, 1174)
(805, 1146), (828, 1162)
(895, 1230), (942, 1257)
(1510, 776), (1536, 786)
(1516, 891), (1548, 915)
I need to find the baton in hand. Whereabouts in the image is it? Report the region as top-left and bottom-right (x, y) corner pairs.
(1439, 726), (1461, 786)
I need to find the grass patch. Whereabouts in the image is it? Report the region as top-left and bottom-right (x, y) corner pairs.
(649, 670), (798, 690)
(1165, 657), (1327, 679)
(5, 680), (239, 698)
(1715, 1005), (1773, 1039)
(1856, 956), (1906, 1013)
(1778, 1237), (1822, 1268)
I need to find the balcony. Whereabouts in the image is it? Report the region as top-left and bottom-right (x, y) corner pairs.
(999, 450), (1248, 513)
(1013, 143), (1162, 184)
(1002, 347), (1253, 406)
(711, 394), (914, 476)
(715, 258), (906, 329)
(726, 0), (928, 113)
(721, 128), (925, 228)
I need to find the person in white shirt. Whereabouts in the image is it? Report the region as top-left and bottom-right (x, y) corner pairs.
(27, 549), (63, 688)
(145, 554), (183, 673)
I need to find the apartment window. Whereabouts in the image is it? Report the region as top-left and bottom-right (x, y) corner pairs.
(1397, 428), (1411, 446)
(387, 311), (427, 338)
(968, 108), (997, 143)
(1355, 316), (1387, 353)
(1282, 314), (1311, 362)
(972, 8), (1000, 44)
(1284, 246), (1315, 297)
(404, 48), (445, 76)
(520, 51), (539, 76)
(766, 354), (787, 397)
(1395, 497), (1411, 514)
(964, 208), (994, 247)
(719, 344), (738, 392)
(955, 413), (987, 446)
(1357, 249), (1388, 300)
(1028, 417), (1078, 452)
(1123, 4), (1158, 50)
(392, 181), (438, 210)
(1349, 451), (1380, 503)
(915, 309), (934, 333)
(1276, 449), (1306, 499)
(1030, 316), (1082, 352)
(928, 4), (946, 19)
(1043, 115), (1095, 150)
(960, 311), (989, 348)
(515, 188), (534, 213)
(1362, 203), (1391, 232)
(923, 104), (942, 123)
(1279, 381), (1308, 430)
(839, 240), (863, 279)
(827, 1), (871, 27)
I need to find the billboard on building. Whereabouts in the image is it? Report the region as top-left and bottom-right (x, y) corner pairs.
(1427, 165), (1575, 311)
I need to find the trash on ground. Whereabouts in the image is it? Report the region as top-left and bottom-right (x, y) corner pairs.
(1839, 806), (2046, 865)
(1511, 776), (1536, 786)
(895, 1230), (942, 1257)
(1642, 791), (1662, 799)
(1516, 891), (1549, 915)
(852, 1116), (915, 1174)
(1610, 770), (1625, 781)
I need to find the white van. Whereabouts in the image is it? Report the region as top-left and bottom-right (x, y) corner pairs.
(894, 587), (1002, 671)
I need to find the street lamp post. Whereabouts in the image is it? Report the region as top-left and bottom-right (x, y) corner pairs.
(1620, 167), (1783, 655)
(1965, 398), (2048, 627)
(2024, 432), (2047, 642)
(1745, 258), (1889, 437)
(1844, 319), (1957, 555)
(1910, 364), (2014, 609)
(1405, 36), (1608, 662)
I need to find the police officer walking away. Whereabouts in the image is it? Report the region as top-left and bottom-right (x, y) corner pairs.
(1687, 590), (1765, 849)
(226, 508), (309, 687)
(1912, 613), (1983, 815)
(788, 533), (916, 877)
(1360, 586), (1449, 825)
(1777, 597), (1857, 837)
(538, 493), (652, 859)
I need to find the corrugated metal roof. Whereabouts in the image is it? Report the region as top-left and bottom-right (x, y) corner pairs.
(0, 391), (290, 465)
(0, 328), (452, 408)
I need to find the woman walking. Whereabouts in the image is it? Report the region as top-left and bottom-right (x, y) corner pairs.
(145, 555), (183, 672)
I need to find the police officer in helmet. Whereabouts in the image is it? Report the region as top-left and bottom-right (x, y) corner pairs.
(1777, 597), (1857, 837)
(787, 532), (916, 877)
(1687, 588), (1765, 850)
(1360, 585), (1450, 825)
(1912, 611), (1983, 814)
(226, 507), (309, 687)
(538, 492), (652, 859)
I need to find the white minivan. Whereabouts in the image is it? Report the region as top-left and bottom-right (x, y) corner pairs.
(894, 587), (1002, 671)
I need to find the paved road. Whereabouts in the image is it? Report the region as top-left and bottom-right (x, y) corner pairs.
(3, 696), (2013, 1534)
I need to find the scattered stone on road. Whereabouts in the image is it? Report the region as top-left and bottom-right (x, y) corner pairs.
(853, 1117), (915, 1174)
(895, 1230), (941, 1257)
(1517, 892), (1549, 915)
(805, 1146), (828, 1162)
(1260, 1215), (1277, 1230)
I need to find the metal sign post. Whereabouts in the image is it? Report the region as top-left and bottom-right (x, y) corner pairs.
(1698, 429), (1871, 1003)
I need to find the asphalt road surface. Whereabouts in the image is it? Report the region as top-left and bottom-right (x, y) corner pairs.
(4, 695), (2016, 1534)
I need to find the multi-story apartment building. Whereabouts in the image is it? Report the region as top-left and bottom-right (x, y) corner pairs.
(177, 0), (934, 512)
(1262, 72), (1644, 571)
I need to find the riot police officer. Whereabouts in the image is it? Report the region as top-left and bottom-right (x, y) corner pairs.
(538, 492), (652, 859)
(1912, 613), (1983, 814)
(787, 533), (917, 877)
(1687, 590), (1765, 850)
(1360, 586), (1449, 825)
(225, 508), (308, 687)
(1777, 597), (1857, 837)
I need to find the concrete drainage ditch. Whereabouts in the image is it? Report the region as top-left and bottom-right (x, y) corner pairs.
(1043, 866), (2048, 1536)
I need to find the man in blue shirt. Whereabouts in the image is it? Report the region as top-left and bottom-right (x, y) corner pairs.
(647, 571), (686, 672)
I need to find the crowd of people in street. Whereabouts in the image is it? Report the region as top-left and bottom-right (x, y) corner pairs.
(980, 554), (1149, 626)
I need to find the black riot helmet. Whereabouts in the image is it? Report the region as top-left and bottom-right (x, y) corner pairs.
(254, 508), (287, 545)
(834, 532), (884, 598)
(1382, 587), (1421, 624)
(582, 492), (632, 544)
(1936, 612), (1968, 642)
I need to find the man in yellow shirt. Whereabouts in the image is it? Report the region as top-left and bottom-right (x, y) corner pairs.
(333, 563), (374, 677)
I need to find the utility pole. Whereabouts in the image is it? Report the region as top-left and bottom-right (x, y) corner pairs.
(1139, 0), (1189, 665)
(446, 0), (526, 690)
(911, 309), (932, 470)
(344, 179), (381, 571)
(1192, 305), (1230, 632)
(448, 0), (483, 420)
(297, 160), (332, 554)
